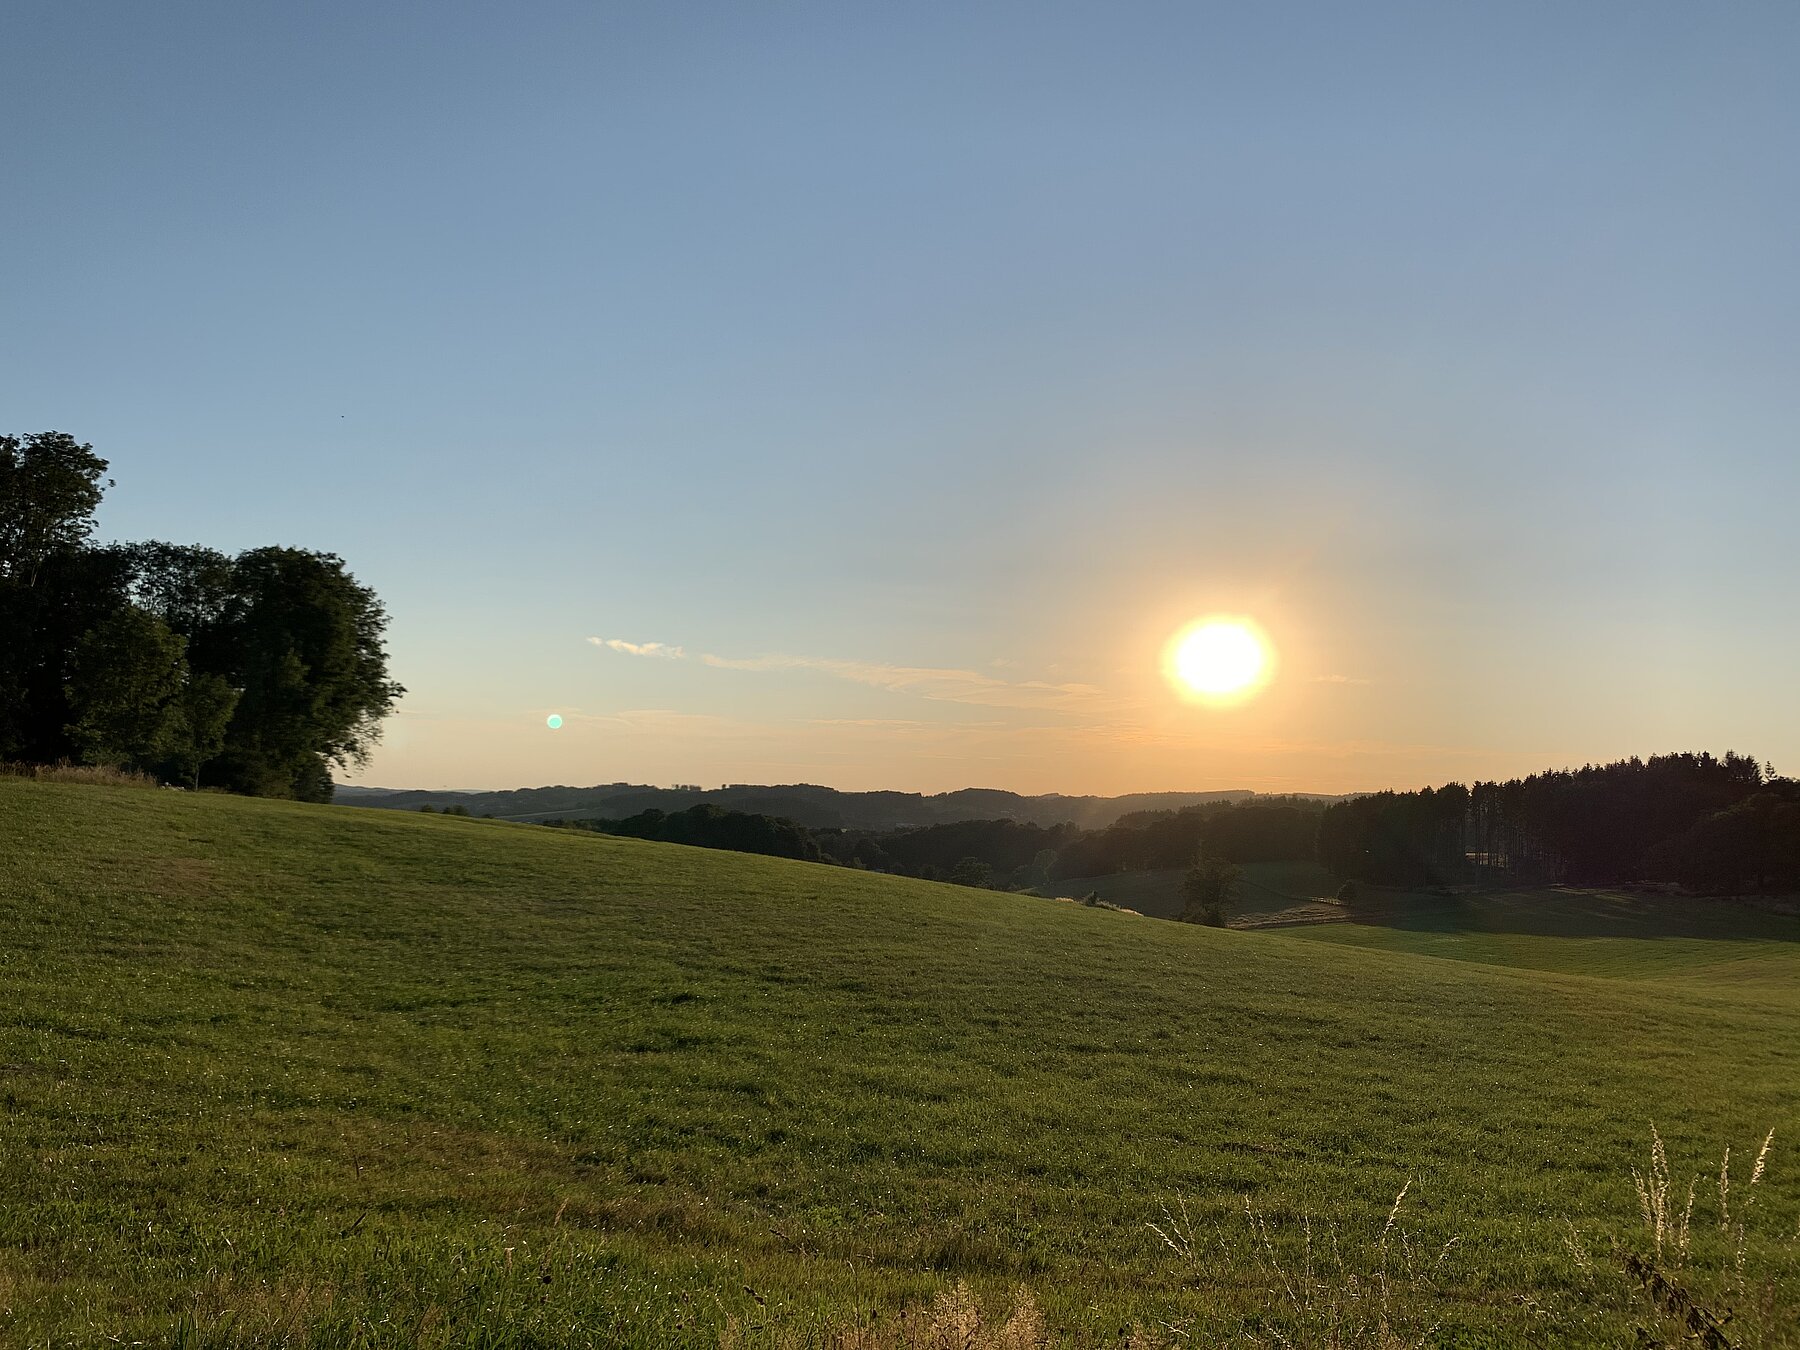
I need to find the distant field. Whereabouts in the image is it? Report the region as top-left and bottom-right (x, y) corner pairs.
(1060, 863), (1800, 983)
(1, 782), (1797, 1347)
(1054, 860), (1342, 924)
(1287, 885), (1800, 984)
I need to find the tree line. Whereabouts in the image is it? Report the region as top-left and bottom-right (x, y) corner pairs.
(545, 754), (1800, 905)
(542, 797), (1327, 898)
(1, 432), (403, 800)
(562, 804), (824, 862)
(1049, 798), (1323, 880)
(1317, 752), (1799, 893)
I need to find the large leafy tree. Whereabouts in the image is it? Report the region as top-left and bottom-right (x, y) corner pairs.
(0, 433), (121, 759)
(205, 547), (405, 802)
(64, 607), (188, 768)
(1, 540), (136, 763)
(0, 432), (111, 588)
(112, 541), (236, 639)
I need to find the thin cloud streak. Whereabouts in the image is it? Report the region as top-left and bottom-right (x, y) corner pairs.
(699, 652), (1109, 713)
(585, 632), (1115, 715)
(589, 637), (686, 659)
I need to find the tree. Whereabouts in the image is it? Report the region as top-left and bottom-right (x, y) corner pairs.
(206, 548), (405, 801)
(64, 607), (188, 768)
(113, 541), (236, 638)
(0, 435), (122, 760)
(0, 432), (111, 589)
(163, 672), (240, 790)
(0, 544), (136, 762)
(1181, 850), (1239, 926)
(949, 856), (995, 889)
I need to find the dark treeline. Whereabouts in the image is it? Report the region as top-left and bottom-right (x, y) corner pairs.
(1318, 752), (1799, 893)
(547, 798), (1325, 892)
(817, 818), (1080, 888)
(1051, 798), (1325, 880)
(556, 804), (823, 863)
(1, 432), (403, 800)
(547, 756), (1800, 903)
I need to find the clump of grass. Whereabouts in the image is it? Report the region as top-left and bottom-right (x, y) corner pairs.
(725, 1282), (1090, 1350)
(0, 759), (160, 788)
(1570, 1125), (1796, 1350)
(1149, 1184), (1455, 1349)
(1632, 1123), (1697, 1264)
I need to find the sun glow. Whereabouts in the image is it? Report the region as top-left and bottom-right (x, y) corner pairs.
(1164, 617), (1275, 705)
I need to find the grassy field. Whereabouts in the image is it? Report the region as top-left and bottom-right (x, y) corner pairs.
(2, 781), (1797, 1347)
(1063, 862), (1800, 983)
(1288, 886), (1800, 984)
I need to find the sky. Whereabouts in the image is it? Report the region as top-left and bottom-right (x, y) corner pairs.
(6, 2), (1798, 796)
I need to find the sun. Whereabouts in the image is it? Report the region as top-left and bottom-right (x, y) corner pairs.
(1164, 617), (1275, 705)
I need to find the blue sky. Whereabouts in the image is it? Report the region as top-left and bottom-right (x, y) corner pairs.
(7, 2), (1797, 792)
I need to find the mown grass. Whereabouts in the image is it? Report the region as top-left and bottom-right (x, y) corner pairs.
(1285, 885), (1800, 988)
(0, 781), (1796, 1346)
(1066, 861), (1800, 987)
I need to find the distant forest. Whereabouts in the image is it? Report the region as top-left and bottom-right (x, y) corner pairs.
(528, 797), (1315, 892)
(1318, 752), (1799, 894)
(508, 752), (1800, 902)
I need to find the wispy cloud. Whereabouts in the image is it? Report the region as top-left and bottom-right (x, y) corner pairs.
(700, 652), (1108, 713)
(589, 637), (686, 659)
(588, 633), (1117, 714)
(1312, 674), (1371, 686)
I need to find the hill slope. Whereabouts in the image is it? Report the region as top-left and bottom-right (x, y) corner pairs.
(1, 782), (1795, 1346)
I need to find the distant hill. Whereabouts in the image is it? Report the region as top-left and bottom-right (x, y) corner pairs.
(332, 781), (1345, 830)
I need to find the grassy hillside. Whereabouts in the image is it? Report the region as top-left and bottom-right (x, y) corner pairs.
(1, 782), (1796, 1347)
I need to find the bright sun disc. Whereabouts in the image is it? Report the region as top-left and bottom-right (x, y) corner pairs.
(1165, 618), (1274, 704)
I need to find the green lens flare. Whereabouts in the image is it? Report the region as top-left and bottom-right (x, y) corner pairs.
(546, 714), (563, 730)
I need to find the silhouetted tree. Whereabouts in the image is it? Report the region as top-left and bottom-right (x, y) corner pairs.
(0, 432), (111, 589)
(949, 857), (995, 889)
(0, 542), (137, 763)
(204, 548), (404, 801)
(1181, 850), (1239, 925)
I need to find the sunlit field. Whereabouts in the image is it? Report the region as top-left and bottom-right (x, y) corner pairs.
(2, 781), (1797, 1347)
(1059, 862), (1800, 981)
